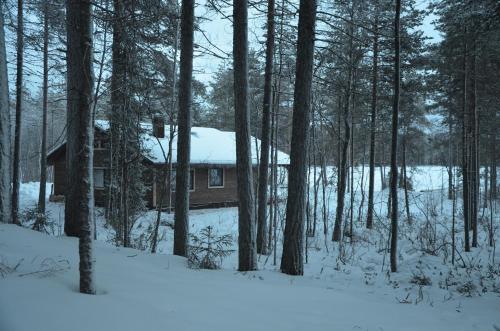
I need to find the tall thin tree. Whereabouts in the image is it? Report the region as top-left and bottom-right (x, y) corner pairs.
(35, 2), (50, 230)
(461, 27), (470, 252)
(0, 3), (11, 224)
(280, 0), (317, 276)
(12, 0), (24, 225)
(66, 0), (95, 294)
(332, 12), (355, 242)
(366, 1), (379, 230)
(173, 0), (195, 257)
(256, 0), (275, 255)
(234, 0), (258, 271)
(389, 0), (401, 273)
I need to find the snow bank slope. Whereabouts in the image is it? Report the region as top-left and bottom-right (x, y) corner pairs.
(0, 224), (498, 331)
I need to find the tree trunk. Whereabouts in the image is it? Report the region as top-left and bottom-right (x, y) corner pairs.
(272, 61), (281, 266)
(447, 110), (453, 200)
(470, 49), (478, 248)
(402, 134), (410, 223)
(366, 5), (378, 229)
(35, 3), (49, 230)
(452, 155), (456, 265)
(483, 163), (488, 209)
(233, 0), (257, 271)
(461, 28), (470, 252)
(0, 3), (11, 224)
(168, 6), (180, 214)
(12, 0), (24, 226)
(106, 0), (127, 235)
(321, 155), (328, 236)
(267, 98), (275, 252)
(349, 89), (355, 239)
(312, 118), (318, 237)
(332, 21), (354, 242)
(389, 0), (401, 273)
(173, 0), (194, 257)
(122, 163), (129, 247)
(280, 0), (317, 276)
(256, 0), (275, 255)
(357, 139), (366, 224)
(491, 143), (497, 200)
(66, 0), (95, 294)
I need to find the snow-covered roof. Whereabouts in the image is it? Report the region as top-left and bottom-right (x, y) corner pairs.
(95, 120), (289, 166)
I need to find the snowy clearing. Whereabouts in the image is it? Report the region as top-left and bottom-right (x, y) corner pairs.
(1, 223), (499, 331)
(1, 166), (499, 331)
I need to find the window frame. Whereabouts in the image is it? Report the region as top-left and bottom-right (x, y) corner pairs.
(207, 168), (224, 188)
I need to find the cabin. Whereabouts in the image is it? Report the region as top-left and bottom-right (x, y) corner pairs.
(47, 118), (289, 209)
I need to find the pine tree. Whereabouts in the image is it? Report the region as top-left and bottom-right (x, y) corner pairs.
(12, 0), (24, 225)
(256, 0), (275, 255)
(389, 0), (401, 273)
(174, 0), (195, 257)
(0, 2), (11, 224)
(233, 0), (257, 271)
(66, 0), (95, 294)
(281, 0), (317, 276)
(35, 1), (50, 231)
(366, 0), (379, 230)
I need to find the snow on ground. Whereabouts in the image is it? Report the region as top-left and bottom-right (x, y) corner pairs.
(1, 166), (499, 331)
(1, 224), (499, 331)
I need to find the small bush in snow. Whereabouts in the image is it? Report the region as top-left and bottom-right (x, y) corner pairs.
(456, 281), (477, 297)
(188, 226), (234, 270)
(21, 206), (54, 234)
(410, 274), (432, 286)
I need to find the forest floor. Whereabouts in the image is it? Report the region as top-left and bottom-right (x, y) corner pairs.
(1, 166), (499, 331)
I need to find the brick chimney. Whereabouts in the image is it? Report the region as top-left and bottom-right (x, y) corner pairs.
(152, 115), (165, 138)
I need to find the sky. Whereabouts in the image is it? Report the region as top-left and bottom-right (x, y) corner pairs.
(4, 0), (443, 96)
(193, 0), (443, 85)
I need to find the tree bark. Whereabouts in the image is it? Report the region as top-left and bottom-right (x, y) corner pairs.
(402, 134), (410, 223)
(0, 3), (11, 224)
(35, 3), (50, 230)
(256, 0), (275, 256)
(66, 0), (95, 294)
(447, 109), (453, 200)
(491, 142), (497, 200)
(332, 19), (354, 242)
(233, 0), (257, 271)
(470, 49), (478, 248)
(105, 0), (128, 238)
(366, 4), (378, 229)
(174, 0), (194, 257)
(12, 0), (24, 225)
(461, 27), (470, 252)
(389, 0), (401, 273)
(280, 0), (317, 276)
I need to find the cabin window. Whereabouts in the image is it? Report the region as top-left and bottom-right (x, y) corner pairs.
(208, 168), (224, 188)
(170, 169), (195, 191)
(94, 169), (105, 189)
